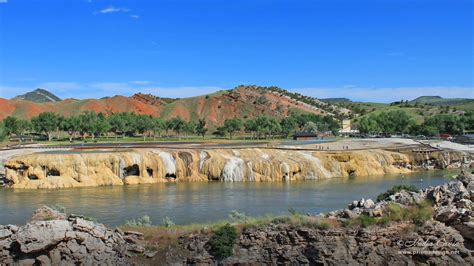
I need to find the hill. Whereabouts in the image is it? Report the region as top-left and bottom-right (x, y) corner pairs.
(0, 85), (351, 128)
(410, 96), (474, 106)
(320, 98), (352, 103)
(12, 88), (61, 103)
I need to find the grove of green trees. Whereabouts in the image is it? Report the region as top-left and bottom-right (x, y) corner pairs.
(0, 110), (341, 142)
(358, 110), (474, 135)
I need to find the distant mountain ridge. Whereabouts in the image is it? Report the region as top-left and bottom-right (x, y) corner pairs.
(12, 88), (61, 103)
(3, 88), (472, 127)
(410, 96), (473, 106)
(321, 98), (352, 103)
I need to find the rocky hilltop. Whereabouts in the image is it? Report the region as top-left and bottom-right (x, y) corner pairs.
(12, 88), (61, 103)
(1, 169), (473, 264)
(4, 148), (468, 189)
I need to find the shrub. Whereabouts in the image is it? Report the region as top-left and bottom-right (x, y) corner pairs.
(288, 207), (300, 216)
(271, 216), (291, 224)
(125, 215), (152, 227)
(358, 214), (378, 228)
(162, 216), (175, 227)
(311, 221), (330, 230)
(228, 210), (249, 224)
(208, 224), (238, 259)
(49, 204), (66, 213)
(386, 203), (404, 222)
(377, 184), (419, 202)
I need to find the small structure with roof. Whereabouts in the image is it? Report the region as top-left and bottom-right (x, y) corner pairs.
(293, 131), (318, 141)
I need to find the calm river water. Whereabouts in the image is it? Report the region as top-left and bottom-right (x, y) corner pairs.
(0, 170), (456, 226)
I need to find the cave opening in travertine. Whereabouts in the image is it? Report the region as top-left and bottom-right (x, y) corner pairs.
(46, 168), (60, 177)
(28, 174), (39, 180)
(165, 173), (176, 179)
(123, 164), (140, 177)
(146, 168), (153, 177)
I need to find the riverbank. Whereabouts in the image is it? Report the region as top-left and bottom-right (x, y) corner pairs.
(1, 169), (472, 264)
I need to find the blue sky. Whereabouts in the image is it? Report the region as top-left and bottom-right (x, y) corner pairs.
(0, 0), (472, 102)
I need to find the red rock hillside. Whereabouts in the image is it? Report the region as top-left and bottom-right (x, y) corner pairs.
(0, 86), (351, 128)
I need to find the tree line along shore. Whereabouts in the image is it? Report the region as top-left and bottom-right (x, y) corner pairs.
(0, 109), (472, 144)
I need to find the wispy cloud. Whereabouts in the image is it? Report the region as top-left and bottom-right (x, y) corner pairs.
(130, 15), (140, 19)
(39, 82), (81, 92)
(97, 6), (130, 14)
(0, 0), (8, 4)
(130, 81), (152, 85)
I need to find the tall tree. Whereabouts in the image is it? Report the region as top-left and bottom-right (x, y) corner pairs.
(280, 117), (297, 138)
(0, 121), (6, 142)
(195, 119), (208, 139)
(244, 119), (257, 139)
(151, 117), (165, 140)
(135, 115), (154, 141)
(108, 113), (127, 140)
(60, 116), (81, 142)
(223, 118), (242, 139)
(304, 121), (318, 133)
(183, 121), (196, 138)
(31, 112), (62, 141)
(94, 113), (110, 139)
(169, 117), (185, 138)
(78, 111), (99, 140)
(2, 116), (20, 137)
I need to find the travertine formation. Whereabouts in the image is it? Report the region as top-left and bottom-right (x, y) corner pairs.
(3, 148), (467, 189)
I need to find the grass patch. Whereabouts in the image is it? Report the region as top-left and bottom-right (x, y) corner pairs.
(410, 200), (433, 226)
(347, 200), (433, 228)
(125, 215), (153, 227)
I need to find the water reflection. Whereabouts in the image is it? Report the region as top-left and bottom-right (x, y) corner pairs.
(0, 170), (456, 226)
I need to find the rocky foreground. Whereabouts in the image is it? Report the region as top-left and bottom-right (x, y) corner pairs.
(0, 169), (473, 265)
(0, 207), (146, 264)
(168, 168), (474, 265)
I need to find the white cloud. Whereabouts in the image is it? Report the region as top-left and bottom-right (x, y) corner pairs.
(130, 81), (152, 85)
(39, 82), (81, 92)
(0, 85), (31, 98)
(130, 15), (140, 19)
(0, 0), (8, 4)
(97, 6), (130, 14)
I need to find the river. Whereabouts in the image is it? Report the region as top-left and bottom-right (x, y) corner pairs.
(0, 170), (457, 226)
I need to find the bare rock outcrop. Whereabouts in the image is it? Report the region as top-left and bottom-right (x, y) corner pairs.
(0, 207), (144, 264)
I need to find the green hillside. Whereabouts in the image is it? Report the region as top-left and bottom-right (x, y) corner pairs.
(410, 96), (474, 106)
